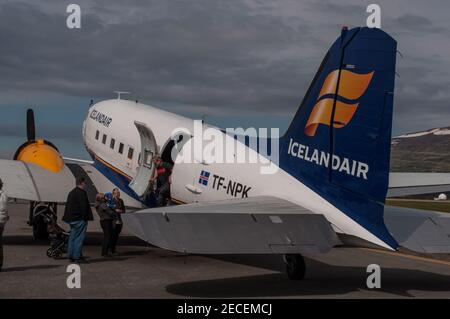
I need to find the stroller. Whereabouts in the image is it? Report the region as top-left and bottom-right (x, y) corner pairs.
(38, 210), (70, 259)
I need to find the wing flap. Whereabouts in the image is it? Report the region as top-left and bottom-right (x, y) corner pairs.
(122, 196), (341, 254)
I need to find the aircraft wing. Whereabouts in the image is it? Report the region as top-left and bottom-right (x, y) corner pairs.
(388, 172), (450, 197)
(122, 196), (342, 254)
(122, 195), (450, 255)
(0, 159), (142, 208)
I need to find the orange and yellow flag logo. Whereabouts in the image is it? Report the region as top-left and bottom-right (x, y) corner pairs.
(304, 70), (374, 137)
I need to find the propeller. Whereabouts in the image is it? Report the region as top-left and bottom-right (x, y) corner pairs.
(14, 108), (64, 173)
(26, 108), (35, 141)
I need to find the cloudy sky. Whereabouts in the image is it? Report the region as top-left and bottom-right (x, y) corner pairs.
(0, 0), (449, 159)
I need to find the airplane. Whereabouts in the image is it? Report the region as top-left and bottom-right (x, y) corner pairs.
(1, 26), (450, 280)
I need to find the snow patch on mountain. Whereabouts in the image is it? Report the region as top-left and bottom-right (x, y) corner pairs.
(395, 127), (450, 138)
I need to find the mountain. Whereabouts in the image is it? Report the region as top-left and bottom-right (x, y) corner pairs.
(390, 127), (450, 172)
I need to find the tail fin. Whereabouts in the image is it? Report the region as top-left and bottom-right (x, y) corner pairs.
(280, 27), (398, 249)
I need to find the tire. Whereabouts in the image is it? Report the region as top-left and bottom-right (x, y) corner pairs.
(46, 248), (53, 258)
(285, 254), (306, 281)
(52, 249), (62, 259)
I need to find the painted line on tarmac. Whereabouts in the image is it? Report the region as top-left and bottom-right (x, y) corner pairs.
(359, 247), (450, 267)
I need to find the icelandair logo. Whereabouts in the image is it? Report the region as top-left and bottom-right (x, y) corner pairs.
(304, 69), (374, 137)
(287, 138), (369, 180)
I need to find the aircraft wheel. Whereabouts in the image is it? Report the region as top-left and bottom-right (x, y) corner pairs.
(284, 254), (306, 280)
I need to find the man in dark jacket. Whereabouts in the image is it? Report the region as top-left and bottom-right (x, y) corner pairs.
(111, 188), (125, 255)
(63, 177), (93, 263)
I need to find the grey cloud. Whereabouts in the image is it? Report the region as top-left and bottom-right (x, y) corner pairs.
(0, 0), (449, 135)
(394, 14), (445, 33)
(0, 123), (81, 139)
(0, 1), (315, 116)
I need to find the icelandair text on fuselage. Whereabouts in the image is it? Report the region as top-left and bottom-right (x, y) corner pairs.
(287, 138), (369, 179)
(90, 109), (112, 128)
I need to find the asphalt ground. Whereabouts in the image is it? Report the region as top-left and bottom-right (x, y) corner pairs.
(0, 202), (449, 298)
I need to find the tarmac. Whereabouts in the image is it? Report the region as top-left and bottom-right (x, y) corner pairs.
(0, 202), (449, 299)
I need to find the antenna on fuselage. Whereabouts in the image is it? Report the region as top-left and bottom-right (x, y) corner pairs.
(114, 91), (131, 100)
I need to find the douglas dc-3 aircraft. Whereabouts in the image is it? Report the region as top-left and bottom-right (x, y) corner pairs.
(1, 27), (450, 280)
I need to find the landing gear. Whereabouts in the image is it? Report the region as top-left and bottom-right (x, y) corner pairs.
(32, 212), (48, 240)
(284, 254), (306, 280)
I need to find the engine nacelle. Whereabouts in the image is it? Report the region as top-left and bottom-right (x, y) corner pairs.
(14, 139), (64, 173)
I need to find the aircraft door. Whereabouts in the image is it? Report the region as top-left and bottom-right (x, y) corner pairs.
(129, 121), (157, 197)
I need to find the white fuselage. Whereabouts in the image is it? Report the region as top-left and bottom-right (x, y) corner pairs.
(82, 99), (391, 249)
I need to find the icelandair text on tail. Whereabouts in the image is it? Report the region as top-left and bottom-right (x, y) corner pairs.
(287, 138), (369, 179)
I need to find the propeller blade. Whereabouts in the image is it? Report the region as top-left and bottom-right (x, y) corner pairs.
(26, 108), (35, 141)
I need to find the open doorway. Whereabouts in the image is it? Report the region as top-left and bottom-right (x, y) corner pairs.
(160, 132), (190, 165)
(157, 132), (192, 205)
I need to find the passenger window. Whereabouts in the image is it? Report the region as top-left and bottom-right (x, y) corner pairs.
(127, 147), (134, 160)
(95, 130), (100, 140)
(102, 134), (107, 144)
(118, 143), (124, 154)
(110, 138), (115, 149)
(143, 150), (154, 166)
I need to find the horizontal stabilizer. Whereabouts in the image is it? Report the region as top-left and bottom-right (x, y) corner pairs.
(388, 172), (450, 197)
(122, 196), (341, 254)
(384, 206), (450, 253)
